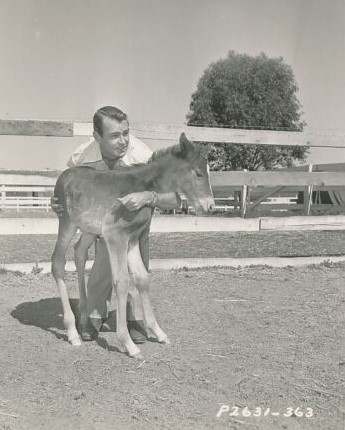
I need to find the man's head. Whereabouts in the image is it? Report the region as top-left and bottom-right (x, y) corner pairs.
(93, 106), (130, 160)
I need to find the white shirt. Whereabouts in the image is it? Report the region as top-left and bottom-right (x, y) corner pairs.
(67, 134), (153, 168)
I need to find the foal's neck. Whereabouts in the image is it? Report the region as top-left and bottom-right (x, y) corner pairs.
(118, 156), (180, 194)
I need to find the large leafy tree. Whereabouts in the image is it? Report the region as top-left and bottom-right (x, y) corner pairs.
(187, 51), (308, 171)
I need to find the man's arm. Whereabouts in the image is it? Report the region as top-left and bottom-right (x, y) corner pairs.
(155, 192), (181, 210)
(119, 143), (182, 211)
(145, 151), (182, 209)
(118, 191), (181, 212)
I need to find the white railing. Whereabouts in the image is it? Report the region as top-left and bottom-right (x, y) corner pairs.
(0, 185), (54, 212)
(1, 196), (51, 212)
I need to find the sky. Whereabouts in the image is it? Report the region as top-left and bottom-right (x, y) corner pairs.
(0, 0), (344, 169)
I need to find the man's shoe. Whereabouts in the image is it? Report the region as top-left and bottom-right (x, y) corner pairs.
(100, 321), (111, 332)
(80, 330), (97, 341)
(79, 317), (101, 341)
(88, 317), (103, 332)
(81, 320), (110, 340)
(128, 320), (147, 344)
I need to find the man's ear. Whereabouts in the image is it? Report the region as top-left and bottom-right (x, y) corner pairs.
(93, 130), (101, 142)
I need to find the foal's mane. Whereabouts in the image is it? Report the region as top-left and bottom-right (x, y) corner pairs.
(117, 142), (182, 171)
(148, 143), (181, 163)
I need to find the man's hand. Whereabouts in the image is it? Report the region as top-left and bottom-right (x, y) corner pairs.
(118, 191), (154, 212)
(50, 196), (65, 217)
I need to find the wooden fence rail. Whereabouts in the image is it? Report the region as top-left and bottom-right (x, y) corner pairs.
(1, 169), (344, 215)
(0, 119), (344, 218)
(1, 119), (345, 147)
(1, 171), (344, 188)
(210, 171), (345, 188)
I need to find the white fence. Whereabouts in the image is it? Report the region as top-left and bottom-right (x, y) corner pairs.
(0, 119), (344, 217)
(0, 185), (53, 212)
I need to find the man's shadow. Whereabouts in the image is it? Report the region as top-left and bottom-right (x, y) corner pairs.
(11, 298), (119, 352)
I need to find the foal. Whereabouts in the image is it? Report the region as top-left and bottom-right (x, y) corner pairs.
(51, 133), (214, 359)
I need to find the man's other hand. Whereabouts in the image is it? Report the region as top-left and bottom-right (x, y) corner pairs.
(50, 196), (65, 217)
(118, 191), (154, 211)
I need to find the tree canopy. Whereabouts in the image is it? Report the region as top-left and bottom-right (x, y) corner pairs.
(187, 51), (308, 171)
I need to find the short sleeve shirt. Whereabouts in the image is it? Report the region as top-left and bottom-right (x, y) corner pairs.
(67, 134), (153, 171)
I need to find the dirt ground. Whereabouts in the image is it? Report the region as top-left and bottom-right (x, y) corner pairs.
(0, 263), (344, 429)
(1, 230), (345, 265)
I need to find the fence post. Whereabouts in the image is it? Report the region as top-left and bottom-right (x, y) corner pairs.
(241, 169), (248, 218)
(304, 164), (313, 215)
(1, 185), (5, 210)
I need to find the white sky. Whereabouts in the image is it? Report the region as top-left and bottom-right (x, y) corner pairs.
(0, 0), (344, 169)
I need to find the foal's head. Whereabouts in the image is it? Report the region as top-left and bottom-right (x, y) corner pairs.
(153, 133), (215, 215)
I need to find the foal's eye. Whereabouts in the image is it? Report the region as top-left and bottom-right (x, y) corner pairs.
(194, 169), (203, 177)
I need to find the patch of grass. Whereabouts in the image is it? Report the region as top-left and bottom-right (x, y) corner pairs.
(31, 263), (44, 274)
(0, 266), (8, 275)
(315, 259), (345, 268)
(0, 266), (24, 276)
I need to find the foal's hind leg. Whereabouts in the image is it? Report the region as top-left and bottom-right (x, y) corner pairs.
(74, 233), (96, 340)
(128, 239), (169, 344)
(51, 218), (80, 345)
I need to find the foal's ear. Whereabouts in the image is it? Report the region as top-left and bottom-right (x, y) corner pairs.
(179, 132), (195, 155)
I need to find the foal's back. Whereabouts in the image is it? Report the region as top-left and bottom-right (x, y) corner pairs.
(55, 167), (152, 236)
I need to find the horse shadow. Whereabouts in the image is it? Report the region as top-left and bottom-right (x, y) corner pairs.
(11, 298), (119, 352)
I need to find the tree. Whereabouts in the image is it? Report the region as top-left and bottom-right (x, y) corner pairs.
(187, 51), (308, 171)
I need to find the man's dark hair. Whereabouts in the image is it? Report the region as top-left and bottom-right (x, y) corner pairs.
(93, 106), (128, 136)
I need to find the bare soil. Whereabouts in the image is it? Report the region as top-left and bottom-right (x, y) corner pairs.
(0, 263), (344, 429)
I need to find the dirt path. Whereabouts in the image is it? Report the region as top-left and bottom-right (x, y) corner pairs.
(0, 263), (344, 429)
(1, 230), (345, 265)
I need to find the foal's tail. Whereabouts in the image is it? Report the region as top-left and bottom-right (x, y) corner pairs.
(54, 168), (78, 216)
(54, 169), (72, 197)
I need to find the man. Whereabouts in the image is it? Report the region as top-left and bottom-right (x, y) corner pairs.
(52, 106), (181, 343)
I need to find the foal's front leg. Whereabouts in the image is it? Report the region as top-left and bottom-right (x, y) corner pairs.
(104, 234), (143, 359)
(128, 239), (169, 344)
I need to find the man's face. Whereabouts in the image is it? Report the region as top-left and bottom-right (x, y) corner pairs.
(95, 117), (130, 160)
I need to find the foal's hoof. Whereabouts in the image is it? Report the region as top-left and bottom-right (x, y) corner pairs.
(130, 351), (144, 360)
(69, 336), (82, 346)
(159, 337), (170, 345)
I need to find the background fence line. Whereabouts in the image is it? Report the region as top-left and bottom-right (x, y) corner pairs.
(1, 119), (345, 147)
(0, 119), (344, 218)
